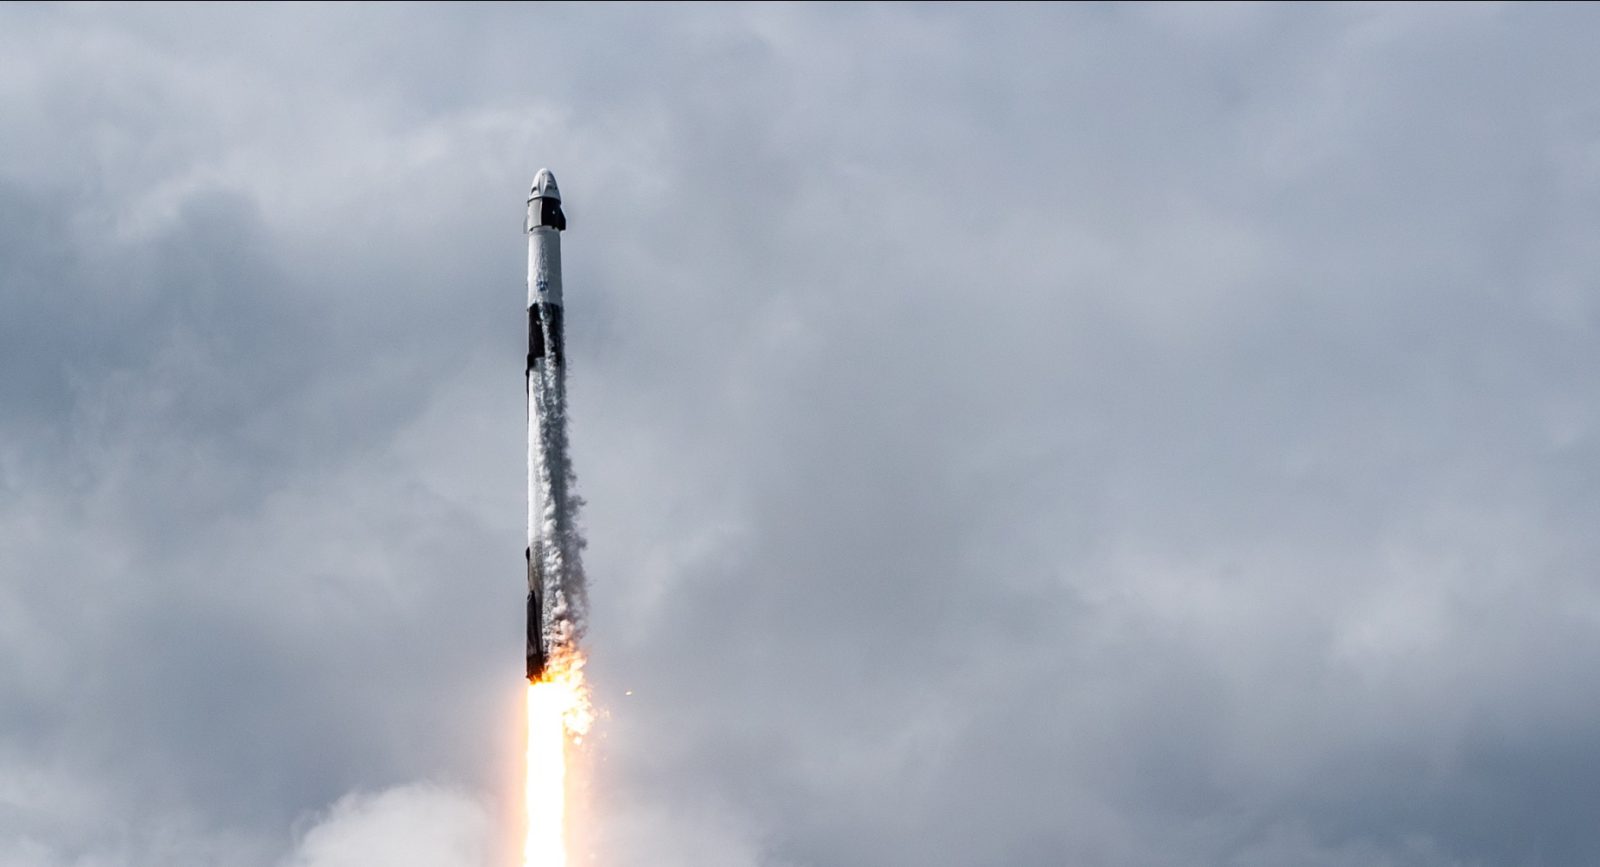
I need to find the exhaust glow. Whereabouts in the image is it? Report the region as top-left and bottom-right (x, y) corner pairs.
(524, 652), (593, 867)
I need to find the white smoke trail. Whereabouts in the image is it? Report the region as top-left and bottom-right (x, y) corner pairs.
(531, 303), (587, 655)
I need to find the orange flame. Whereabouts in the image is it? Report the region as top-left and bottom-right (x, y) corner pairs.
(524, 652), (593, 867)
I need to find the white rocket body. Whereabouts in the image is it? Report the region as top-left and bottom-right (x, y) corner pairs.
(525, 168), (580, 680)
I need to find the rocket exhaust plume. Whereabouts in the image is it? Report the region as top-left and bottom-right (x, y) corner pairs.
(524, 650), (592, 867)
(523, 169), (591, 867)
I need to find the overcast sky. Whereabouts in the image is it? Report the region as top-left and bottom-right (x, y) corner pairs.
(5, 3), (1600, 866)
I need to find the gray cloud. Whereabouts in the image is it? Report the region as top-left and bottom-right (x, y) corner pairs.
(4, 4), (1600, 866)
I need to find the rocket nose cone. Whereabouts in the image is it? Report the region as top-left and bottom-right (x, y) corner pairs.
(531, 168), (561, 202)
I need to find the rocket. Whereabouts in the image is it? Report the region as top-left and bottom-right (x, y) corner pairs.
(525, 168), (579, 682)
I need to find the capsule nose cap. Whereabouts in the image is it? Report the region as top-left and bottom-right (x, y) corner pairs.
(530, 168), (561, 202)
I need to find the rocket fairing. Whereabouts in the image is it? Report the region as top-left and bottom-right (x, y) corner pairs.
(525, 168), (579, 682)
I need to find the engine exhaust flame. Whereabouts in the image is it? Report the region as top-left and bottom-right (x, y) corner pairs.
(524, 651), (593, 867)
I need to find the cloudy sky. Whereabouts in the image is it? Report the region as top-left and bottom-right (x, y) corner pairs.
(5, 3), (1600, 866)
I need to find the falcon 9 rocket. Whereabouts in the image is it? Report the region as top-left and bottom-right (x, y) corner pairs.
(524, 168), (584, 682)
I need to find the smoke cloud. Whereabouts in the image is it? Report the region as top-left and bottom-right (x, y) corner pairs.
(279, 785), (491, 867)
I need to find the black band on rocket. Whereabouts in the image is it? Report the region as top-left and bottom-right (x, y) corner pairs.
(536, 197), (567, 231)
(527, 303), (565, 369)
(527, 547), (547, 680)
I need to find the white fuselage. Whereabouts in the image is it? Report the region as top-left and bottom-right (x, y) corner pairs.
(527, 223), (563, 554)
